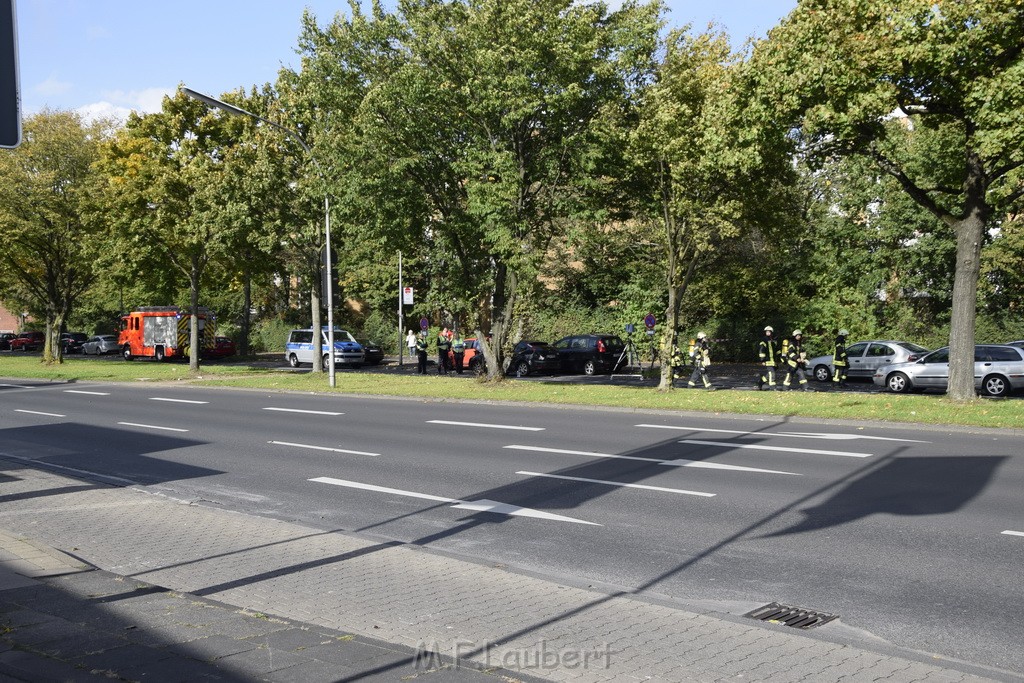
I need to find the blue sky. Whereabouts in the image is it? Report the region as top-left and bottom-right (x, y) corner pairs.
(17, 0), (797, 121)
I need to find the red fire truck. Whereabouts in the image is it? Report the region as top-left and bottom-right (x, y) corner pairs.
(119, 306), (216, 361)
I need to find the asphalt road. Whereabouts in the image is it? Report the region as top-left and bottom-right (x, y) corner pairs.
(1, 379), (1022, 677)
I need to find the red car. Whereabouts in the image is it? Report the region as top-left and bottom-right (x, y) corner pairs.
(203, 336), (237, 359)
(9, 331), (45, 351)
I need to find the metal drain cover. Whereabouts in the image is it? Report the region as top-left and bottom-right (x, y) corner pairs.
(744, 602), (838, 629)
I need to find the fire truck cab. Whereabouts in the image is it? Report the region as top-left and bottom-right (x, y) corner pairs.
(119, 306), (215, 361)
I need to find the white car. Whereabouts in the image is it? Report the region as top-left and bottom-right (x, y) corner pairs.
(873, 344), (1024, 397)
(807, 340), (930, 382)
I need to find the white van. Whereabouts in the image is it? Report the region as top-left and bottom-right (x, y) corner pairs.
(285, 328), (364, 370)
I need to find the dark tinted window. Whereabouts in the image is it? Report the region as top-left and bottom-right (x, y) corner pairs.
(898, 342), (929, 353)
(867, 343), (894, 357)
(602, 336), (625, 352)
(846, 343), (868, 357)
(985, 346), (1023, 362)
(925, 348), (949, 363)
(291, 331), (313, 344)
(553, 337), (572, 350)
(513, 341), (530, 353)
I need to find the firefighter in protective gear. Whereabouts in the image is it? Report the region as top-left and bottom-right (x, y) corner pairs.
(783, 329), (812, 391)
(670, 337), (686, 386)
(688, 332), (715, 390)
(832, 329), (849, 387)
(757, 326), (779, 390)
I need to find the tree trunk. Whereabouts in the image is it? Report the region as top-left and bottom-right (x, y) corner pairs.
(311, 279), (322, 374)
(481, 260), (515, 381)
(947, 213), (984, 400)
(189, 260), (201, 373)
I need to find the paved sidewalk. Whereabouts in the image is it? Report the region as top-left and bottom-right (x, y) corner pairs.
(0, 463), (1017, 683)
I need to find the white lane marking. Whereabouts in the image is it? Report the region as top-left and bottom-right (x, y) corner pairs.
(517, 471), (716, 497)
(117, 421), (189, 433)
(505, 444), (653, 462)
(65, 390), (110, 396)
(428, 420), (544, 431)
(1002, 530), (1024, 537)
(150, 397), (209, 405)
(0, 383), (32, 389)
(0, 452), (135, 486)
(504, 445), (799, 475)
(264, 407), (344, 416)
(680, 439), (872, 458)
(269, 441), (378, 457)
(14, 409), (66, 417)
(309, 477), (600, 525)
(636, 424), (928, 444)
(660, 459), (800, 475)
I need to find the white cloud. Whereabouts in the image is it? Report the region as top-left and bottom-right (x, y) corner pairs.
(75, 101), (132, 125)
(34, 73), (73, 97)
(100, 87), (174, 114)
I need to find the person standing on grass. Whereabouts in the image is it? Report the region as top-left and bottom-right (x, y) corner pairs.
(416, 332), (428, 375)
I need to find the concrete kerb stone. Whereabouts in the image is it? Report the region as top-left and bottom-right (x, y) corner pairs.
(0, 463), (1012, 683)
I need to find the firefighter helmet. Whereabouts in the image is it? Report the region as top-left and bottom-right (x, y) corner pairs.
(696, 332), (707, 340)
(792, 329), (802, 336)
(838, 329), (849, 337)
(764, 326), (774, 333)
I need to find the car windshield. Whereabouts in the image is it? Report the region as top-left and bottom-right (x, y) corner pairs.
(897, 342), (929, 353)
(323, 330), (357, 344)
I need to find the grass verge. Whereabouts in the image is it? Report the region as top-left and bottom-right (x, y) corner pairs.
(1, 355), (1021, 430)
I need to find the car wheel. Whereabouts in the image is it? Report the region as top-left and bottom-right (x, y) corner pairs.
(814, 364), (831, 382)
(122, 345), (133, 361)
(982, 374), (1009, 398)
(583, 359), (596, 375)
(322, 355), (331, 371)
(288, 354), (300, 368)
(515, 361), (529, 378)
(886, 372), (911, 393)
(155, 347), (165, 362)
(471, 358), (487, 375)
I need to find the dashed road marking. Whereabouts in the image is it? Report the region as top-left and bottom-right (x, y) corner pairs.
(65, 390), (110, 396)
(679, 439), (873, 458)
(117, 421), (189, 433)
(503, 445), (800, 475)
(263, 407), (344, 416)
(428, 420), (544, 431)
(517, 471), (716, 497)
(14, 409), (66, 417)
(269, 441), (378, 457)
(637, 424), (927, 443)
(150, 397), (209, 404)
(309, 477), (599, 525)
(1002, 530), (1024, 537)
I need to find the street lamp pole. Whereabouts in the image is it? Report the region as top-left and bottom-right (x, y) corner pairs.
(181, 87), (336, 387)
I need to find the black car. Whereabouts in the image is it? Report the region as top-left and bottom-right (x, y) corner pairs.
(60, 332), (88, 354)
(552, 334), (625, 375)
(355, 338), (384, 365)
(506, 340), (560, 377)
(0, 332), (15, 350)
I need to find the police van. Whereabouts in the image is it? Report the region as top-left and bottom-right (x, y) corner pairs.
(285, 328), (364, 370)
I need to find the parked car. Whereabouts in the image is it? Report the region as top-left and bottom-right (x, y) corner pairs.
(874, 344), (1024, 397)
(506, 340), (561, 377)
(552, 334), (625, 375)
(0, 332), (16, 350)
(203, 336), (237, 359)
(60, 332), (88, 354)
(808, 340), (930, 382)
(355, 338), (384, 365)
(284, 328), (363, 370)
(1006, 340), (1024, 349)
(82, 335), (120, 355)
(9, 331), (46, 352)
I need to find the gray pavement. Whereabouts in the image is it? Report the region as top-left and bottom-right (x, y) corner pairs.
(0, 461), (1017, 683)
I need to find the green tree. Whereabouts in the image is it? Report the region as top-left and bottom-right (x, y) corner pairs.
(95, 90), (253, 371)
(0, 110), (110, 362)
(751, 0), (1024, 399)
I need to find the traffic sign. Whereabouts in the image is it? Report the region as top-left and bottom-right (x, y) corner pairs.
(644, 314), (656, 330)
(419, 317), (429, 331)
(0, 0), (19, 149)
(402, 287), (414, 305)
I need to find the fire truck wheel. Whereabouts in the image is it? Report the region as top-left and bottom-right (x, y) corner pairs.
(155, 347), (165, 362)
(122, 346), (132, 361)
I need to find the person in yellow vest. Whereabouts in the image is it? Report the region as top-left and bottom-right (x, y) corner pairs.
(451, 331), (466, 374)
(415, 331), (428, 375)
(783, 329), (812, 391)
(687, 332), (715, 390)
(832, 329), (849, 388)
(756, 325), (779, 390)
(436, 327), (452, 375)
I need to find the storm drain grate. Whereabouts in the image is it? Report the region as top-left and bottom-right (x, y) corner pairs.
(744, 602), (838, 630)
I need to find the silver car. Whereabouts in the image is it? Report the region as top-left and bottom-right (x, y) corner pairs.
(808, 340), (930, 382)
(873, 344), (1024, 397)
(82, 334), (120, 355)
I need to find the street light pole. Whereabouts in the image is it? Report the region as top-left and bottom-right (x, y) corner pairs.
(181, 87), (336, 387)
